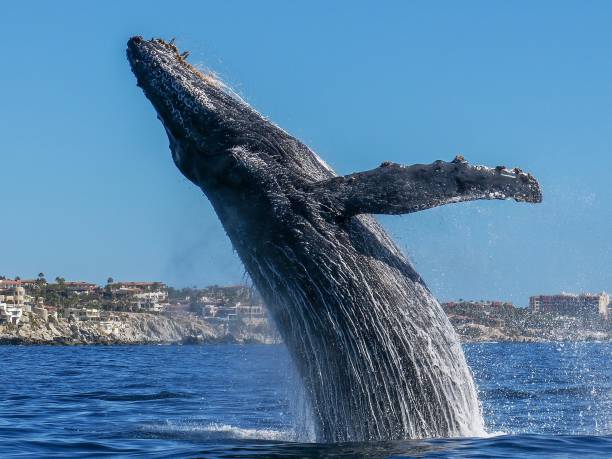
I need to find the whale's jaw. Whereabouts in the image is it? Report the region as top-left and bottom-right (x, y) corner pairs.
(126, 36), (239, 185)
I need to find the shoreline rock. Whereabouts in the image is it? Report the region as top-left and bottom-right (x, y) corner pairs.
(0, 311), (279, 346)
(0, 310), (608, 345)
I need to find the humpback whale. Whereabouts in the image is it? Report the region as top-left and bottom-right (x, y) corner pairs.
(127, 37), (542, 442)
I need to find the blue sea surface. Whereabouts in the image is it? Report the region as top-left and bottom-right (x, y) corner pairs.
(0, 342), (609, 458)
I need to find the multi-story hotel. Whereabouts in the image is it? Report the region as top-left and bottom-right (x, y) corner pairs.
(529, 292), (609, 320)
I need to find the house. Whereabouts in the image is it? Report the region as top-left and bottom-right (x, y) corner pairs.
(106, 282), (168, 313)
(0, 279), (22, 289)
(0, 301), (23, 325)
(129, 289), (169, 313)
(20, 279), (45, 291)
(63, 307), (101, 321)
(165, 300), (192, 313)
(0, 286), (26, 306)
(0, 283), (26, 325)
(200, 300), (267, 324)
(99, 321), (117, 334)
(112, 287), (141, 297)
(64, 281), (98, 295)
(109, 281), (167, 293)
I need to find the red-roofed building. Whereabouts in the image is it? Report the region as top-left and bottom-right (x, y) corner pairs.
(109, 282), (167, 293)
(0, 279), (22, 289)
(20, 279), (45, 290)
(63, 282), (98, 294)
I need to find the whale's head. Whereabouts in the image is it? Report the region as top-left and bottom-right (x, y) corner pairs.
(127, 36), (333, 192)
(127, 36), (251, 185)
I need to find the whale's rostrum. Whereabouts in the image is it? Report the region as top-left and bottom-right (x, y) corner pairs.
(127, 36), (542, 442)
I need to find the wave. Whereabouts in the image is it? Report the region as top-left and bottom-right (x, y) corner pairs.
(56, 390), (194, 402)
(140, 421), (296, 441)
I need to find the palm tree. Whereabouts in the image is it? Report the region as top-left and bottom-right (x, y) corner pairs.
(36, 272), (47, 286)
(107, 277), (114, 284)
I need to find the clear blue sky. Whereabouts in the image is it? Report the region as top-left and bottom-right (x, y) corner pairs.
(1, 1), (611, 306)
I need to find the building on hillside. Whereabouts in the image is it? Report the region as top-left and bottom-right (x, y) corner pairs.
(0, 282), (28, 325)
(529, 292), (609, 320)
(0, 301), (23, 325)
(106, 282), (168, 312)
(0, 279), (22, 289)
(166, 300), (192, 313)
(202, 303), (237, 322)
(134, 290), (168, 303)
(199, 285), (253, 304)
(99, 321), (117, 334)
(199, 295), (223, 305)
(62, 307), (101, 321)
(20, 279), (45, 290)
(236, 303), (267, 321)
(112, 287), (141, 297)
(130, 290), (169, 313)
(81, 308), (100, 320)
(201, 301), (268, 324)
(64, 281), (98, 295)
(0, 286), (26, 307)
(109, 282), (167, 292)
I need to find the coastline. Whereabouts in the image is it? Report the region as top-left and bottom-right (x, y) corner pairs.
(452, 322), (610, 343)
(0, 312), (279, 346)
(0, 310), (608, 345)
(2, 280), (609, 345)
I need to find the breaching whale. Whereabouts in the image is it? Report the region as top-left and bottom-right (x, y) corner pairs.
(127, 37), (542, 442)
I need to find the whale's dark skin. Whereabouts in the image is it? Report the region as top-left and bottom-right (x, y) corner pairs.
(127, 37), (542, 442)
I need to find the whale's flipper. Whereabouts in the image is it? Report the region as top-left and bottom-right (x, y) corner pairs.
(313, 157), (542, 217)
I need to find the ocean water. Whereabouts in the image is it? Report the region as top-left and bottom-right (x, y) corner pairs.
(0, 342), (609, 458)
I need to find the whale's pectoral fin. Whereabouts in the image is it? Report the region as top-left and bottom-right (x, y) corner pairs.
(313, 156), (542, 218)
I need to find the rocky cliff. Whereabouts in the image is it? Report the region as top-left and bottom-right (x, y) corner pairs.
(0, 312), (278, 345)
(1, 309), (608, 345)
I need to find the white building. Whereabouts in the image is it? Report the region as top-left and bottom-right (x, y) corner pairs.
(131, 290), (168, 312)
(98, 321), (117, 334)
(0, 284), (26, 325)
(0, 301), (23, 325)
(63, 307), (101, 321)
